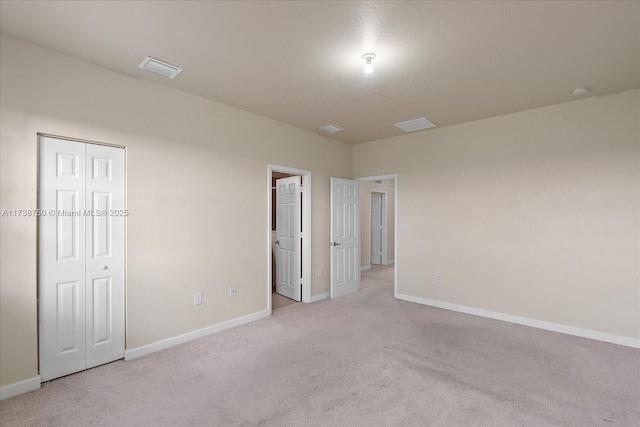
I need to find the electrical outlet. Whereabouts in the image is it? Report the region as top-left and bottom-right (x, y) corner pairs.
(435, 274), (442, 283)
(229, 285), (237, 297)
(194, 292), (202, 305)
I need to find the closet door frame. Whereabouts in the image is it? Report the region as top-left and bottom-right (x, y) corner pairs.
(37, 133), (126, 382)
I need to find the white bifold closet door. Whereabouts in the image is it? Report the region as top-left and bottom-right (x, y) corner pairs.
(39, 136), (125, 382)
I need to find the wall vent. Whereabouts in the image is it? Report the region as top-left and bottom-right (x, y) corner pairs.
(138, 56), (183, 79)
(394, 117), (436, 132)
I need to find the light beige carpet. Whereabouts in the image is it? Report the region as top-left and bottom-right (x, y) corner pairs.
(1, 265), (638, 426)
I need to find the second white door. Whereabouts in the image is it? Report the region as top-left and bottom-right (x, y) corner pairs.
(370, 193), (382, 265)
(330, 178), (360, 298)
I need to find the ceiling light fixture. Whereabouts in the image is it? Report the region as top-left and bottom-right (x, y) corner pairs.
(362, 53), (376, 74)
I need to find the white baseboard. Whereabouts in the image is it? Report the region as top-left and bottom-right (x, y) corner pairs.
(396, 293), (640, 349)
(124, 309), (270, 361)
(310, 292), (329, 303)
(0, 376), (41, 401)
(384, 260), (395, 266)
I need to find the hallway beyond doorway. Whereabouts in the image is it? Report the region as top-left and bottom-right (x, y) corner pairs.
(361, 264), (394, 295)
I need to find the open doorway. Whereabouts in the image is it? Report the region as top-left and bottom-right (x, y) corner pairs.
(356, 175), (398, 297)
(268, 165), (312, 312)
(271, 172), (299, 310)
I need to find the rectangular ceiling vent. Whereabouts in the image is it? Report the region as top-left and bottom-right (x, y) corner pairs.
(138, 56), (183, 79)
(394, 117), (436, 132)
(320, 124), (344, 134)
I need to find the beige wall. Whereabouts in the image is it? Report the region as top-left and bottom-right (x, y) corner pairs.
(359, 179), (395, 269)
(354, 89), (640, 340)
(0, 35), (352, 388)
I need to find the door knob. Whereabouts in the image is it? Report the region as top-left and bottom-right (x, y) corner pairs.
(100, 265), (108, 270)
(275, 240), (280, 245)
(331, 242), (342, 246)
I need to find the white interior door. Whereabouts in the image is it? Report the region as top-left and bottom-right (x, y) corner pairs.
(85, 143), (125, 368)
(370, 193), (382, 265)
(331, 178), (360, 298)
(275, 176), (301, 301)
(39, 136), (125, 382)
(39, 138), (87, 381)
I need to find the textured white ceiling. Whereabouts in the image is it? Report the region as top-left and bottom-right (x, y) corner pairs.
(1, 1), (638, 144)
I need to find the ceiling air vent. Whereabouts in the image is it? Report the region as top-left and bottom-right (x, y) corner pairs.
(138, 56), (183, 79)
(394, 117), (436, 132)
(320, 124), (344, 134)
